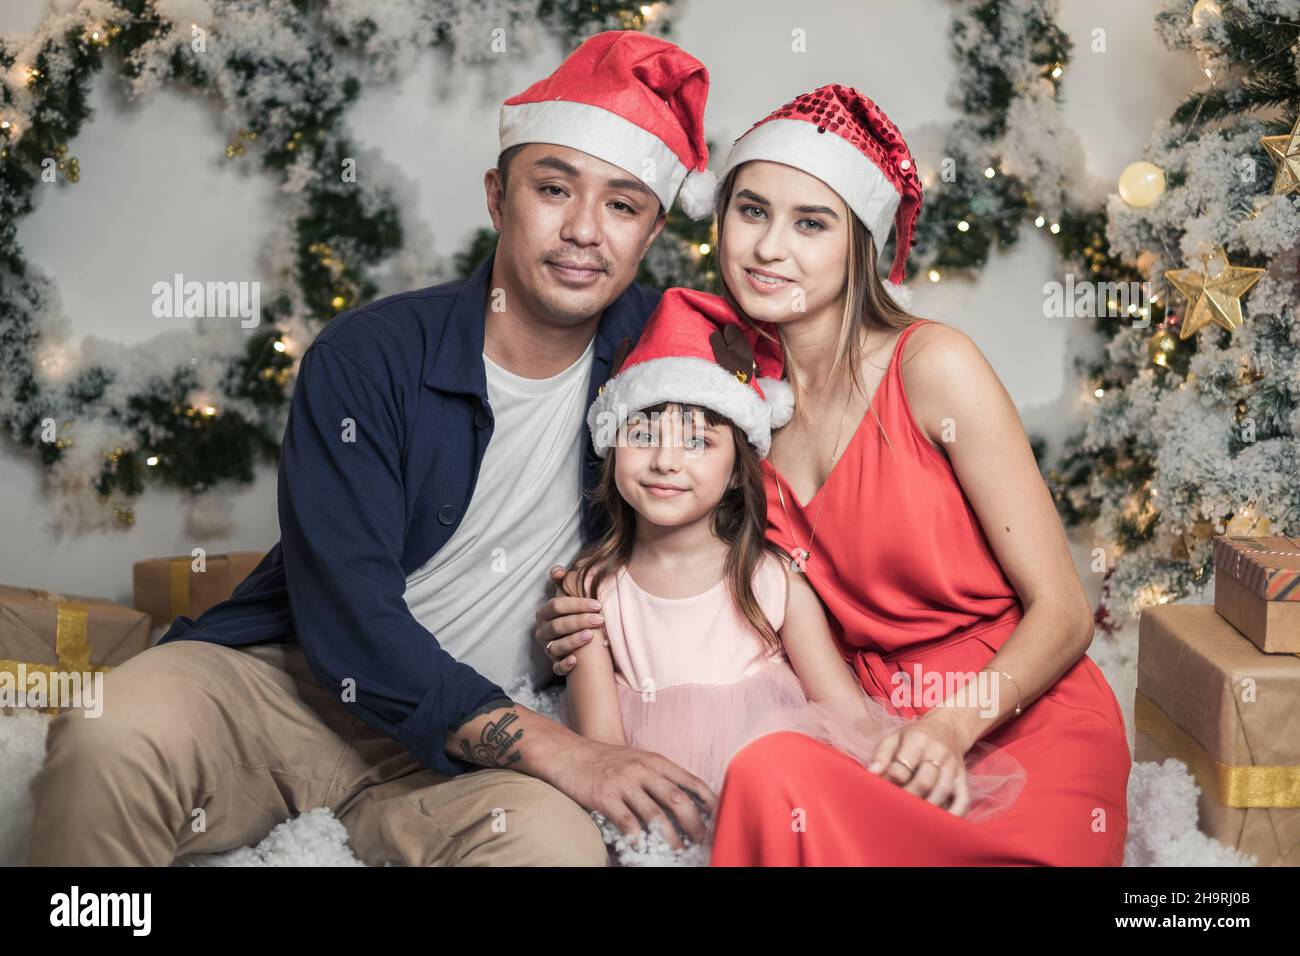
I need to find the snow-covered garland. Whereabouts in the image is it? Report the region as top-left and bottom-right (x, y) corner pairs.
(907, 0), (1089, 282)
(0, 0), (672, 533)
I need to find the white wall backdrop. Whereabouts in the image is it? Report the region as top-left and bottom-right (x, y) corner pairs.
(0, 0), (1203, 604)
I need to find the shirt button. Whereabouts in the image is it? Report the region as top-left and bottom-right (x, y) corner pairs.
(475, 409), (491, 428)
(438, 505), (457, 525)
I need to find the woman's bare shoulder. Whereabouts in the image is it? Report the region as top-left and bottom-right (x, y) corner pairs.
(900, 321), (998, 395)
(895, 320), (1009, 447)
(900, 319), (979, 366)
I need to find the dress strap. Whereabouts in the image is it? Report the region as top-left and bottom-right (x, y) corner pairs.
(888, 319), (930, 378)
(868, 319), (932, 462)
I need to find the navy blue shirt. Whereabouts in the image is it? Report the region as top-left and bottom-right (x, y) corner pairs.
(157, 252), (660, 777)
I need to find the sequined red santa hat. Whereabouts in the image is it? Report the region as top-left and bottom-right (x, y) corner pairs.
(499, 31), (716, 220)
(588, 288), (793, 459)
(717, 84), (923, 309)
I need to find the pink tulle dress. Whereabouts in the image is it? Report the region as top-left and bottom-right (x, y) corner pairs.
(561, 553), (1028, 823)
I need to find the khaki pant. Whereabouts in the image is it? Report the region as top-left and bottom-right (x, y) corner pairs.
(25, 639), (608, 866)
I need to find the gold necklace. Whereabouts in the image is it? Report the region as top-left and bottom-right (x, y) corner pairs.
(772, 379), (855, 574)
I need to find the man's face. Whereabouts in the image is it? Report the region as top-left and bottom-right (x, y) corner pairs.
(485, 144), (667, 326)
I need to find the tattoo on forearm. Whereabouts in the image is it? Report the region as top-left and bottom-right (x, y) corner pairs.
(453, 696), (514, 729)
(458, 709), (524, 768)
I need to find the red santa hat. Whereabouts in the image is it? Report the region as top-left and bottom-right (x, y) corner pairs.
(499, 31), (716, 220)
(588, 288), (793, 459)
(717, 84), (923, 309)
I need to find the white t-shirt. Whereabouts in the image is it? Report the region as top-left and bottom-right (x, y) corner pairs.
(401, 335), (595, 693)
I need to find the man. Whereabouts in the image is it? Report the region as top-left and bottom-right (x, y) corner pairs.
(26, 30), (718, 867)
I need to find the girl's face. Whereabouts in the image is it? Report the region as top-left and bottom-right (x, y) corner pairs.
(718, 160), (851, 326)
(614, 405), (737, 530)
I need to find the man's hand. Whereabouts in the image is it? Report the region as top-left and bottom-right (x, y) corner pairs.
(447, 700), (718, 851)
(533, 565), (601, 676)
(546, 735), (718, 850)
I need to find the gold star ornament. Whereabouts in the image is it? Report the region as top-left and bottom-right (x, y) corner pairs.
(1260, 113), (1300, 196)
(1163, 248), (1264, 340)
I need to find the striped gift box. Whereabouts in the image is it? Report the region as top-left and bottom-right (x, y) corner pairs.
(1213, 535), (1300, 654)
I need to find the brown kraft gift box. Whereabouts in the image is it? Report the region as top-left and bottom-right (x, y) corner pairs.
(133, 551), (266, 630)
(0, 585), (151, 714)
(1136, 603), (1300, 866)
(1213, 535), (1300, 654)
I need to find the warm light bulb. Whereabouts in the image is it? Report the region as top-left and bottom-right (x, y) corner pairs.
(957, 220), (970, 232)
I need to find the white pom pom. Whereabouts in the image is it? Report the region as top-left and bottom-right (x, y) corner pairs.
(677, 167), (718, 220)
(881, 279), (915, 311)
(760, 377), (794, 429)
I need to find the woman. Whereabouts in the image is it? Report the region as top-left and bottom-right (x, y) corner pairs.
(535, 85), (1131, 865)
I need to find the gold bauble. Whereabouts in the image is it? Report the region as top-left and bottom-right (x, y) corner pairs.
(1191, 0), (1222, 27)
(1118, 161), (1166, 208)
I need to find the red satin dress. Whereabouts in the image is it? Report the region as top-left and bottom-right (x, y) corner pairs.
(708, 318), (1131, 866)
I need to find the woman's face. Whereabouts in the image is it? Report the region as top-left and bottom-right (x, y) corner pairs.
(718, 160), (851, 326)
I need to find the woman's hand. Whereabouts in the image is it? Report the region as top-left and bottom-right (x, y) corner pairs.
(864, 714), (973, 817)
(533, 565), (602, 676)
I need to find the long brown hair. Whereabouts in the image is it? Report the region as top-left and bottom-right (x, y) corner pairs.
(567, 401), (788, 652)
(713, 164), (926, 412)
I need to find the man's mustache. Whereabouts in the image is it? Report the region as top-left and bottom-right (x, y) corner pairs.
(544, 253), (612, 273)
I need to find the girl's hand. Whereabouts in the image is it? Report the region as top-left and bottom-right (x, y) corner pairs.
(864, 715), (973, 817)
(533, 565), (603, 676)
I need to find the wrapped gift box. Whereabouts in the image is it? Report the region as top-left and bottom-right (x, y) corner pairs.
(133, 551), (265, 629)
(0, 585), (151, 714)
(1214, 535), (1300, 654)
(1136, 603), (1300, 866)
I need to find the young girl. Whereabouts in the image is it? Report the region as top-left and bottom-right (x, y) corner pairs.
(558, 287), (1027, 849)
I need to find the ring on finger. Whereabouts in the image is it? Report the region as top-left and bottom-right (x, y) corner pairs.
(892, 756), (915, 773)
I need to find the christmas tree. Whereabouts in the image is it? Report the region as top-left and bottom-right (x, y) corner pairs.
(1047, 0), (1300, 632)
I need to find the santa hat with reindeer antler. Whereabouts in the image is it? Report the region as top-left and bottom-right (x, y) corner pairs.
(718, 84), (924, 309)
(499, 30), (716, 219)
(588, 288), (793, 459)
